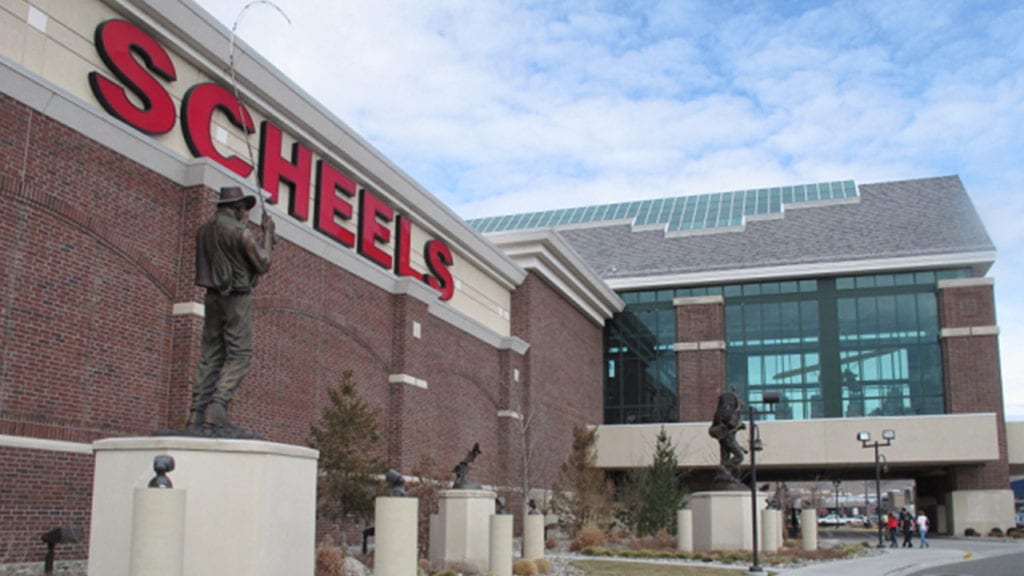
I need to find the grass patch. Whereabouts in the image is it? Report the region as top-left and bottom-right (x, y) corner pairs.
(571, 559), (756, 575)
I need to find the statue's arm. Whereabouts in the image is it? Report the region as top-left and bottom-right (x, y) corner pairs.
(241, 226), (273, 274)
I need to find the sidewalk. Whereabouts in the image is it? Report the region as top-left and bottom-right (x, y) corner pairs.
(774, 536), (1023, 576)
(773, 547), (965, 575)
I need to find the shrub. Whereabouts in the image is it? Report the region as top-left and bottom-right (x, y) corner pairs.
(512, 559), (538, 575)
(988, 527), (1004, 537)
(965, 527), (979, 537)
(314, 540), (345, 576)
(544, 537), (558, 550)
(533, 558), (552, 574)
(570, 525), (606, 551)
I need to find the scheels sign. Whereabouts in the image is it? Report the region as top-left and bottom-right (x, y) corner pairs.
(87, 19), (455, 300)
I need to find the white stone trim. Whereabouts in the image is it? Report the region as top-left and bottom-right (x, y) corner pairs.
(940, 326), (1000, 338)
(0, 434), (93, 455)
(388, 374), (428, 389)
(485, 229), (624, 326)
(673, 341), (726, 351)
(673, 296), (724, 306)
(937, 277), (995, 289)
(172, 301), (205, 317)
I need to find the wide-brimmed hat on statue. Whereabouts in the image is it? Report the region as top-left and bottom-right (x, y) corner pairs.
(215, 186), (257, 209)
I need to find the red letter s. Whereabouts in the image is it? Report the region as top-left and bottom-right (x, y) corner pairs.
(88, 19), (177, 135)
(424, 240), (455, 301)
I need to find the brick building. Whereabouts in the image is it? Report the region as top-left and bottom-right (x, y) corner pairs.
(0, 0), (620, 562)
(0, 0), (1014, 565)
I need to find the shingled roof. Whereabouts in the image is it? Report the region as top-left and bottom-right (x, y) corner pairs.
(471, 176), (995, 288)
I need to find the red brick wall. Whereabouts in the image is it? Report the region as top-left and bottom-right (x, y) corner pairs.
(0, 447), (93, 564)
(675, 299), (726, 423)
(0, 94), (597, 559)
(511, 273), (605, 489)
(937, 283), (1009, 491)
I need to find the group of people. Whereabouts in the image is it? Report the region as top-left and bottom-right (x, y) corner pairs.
(885, 508), (930, 548)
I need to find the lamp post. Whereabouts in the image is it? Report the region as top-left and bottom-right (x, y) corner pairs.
(748, 390), (780, 575)
(857, 429), (895, 548)
(832, 479), (841, 528)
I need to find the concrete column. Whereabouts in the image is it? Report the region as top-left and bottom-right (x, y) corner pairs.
(522, 514), (545, 559)
(761, 509), (781, 553)
(375, 497), (418, 576)
(489, 515), (513, 576)
(428, 513), (443, 564)
(801, 509), (817, 551)
(130, 488), (186, 576)
(676, 508), (693, 552)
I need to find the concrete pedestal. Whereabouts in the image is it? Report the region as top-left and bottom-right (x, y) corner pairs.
(676, 508), (693, 552)
(522, 514), (545, 560)
(88, 437), (318, 576)
(691, 491), (765, 552)
(432, 489), (497, 571)
(801, 509), (818, 551)
(489, 515), (513, 576)
(375, 497), (418, 576)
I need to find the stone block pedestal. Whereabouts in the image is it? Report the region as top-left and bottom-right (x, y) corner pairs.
(690, 490), (766, 552)
(430, 489), (496, 571)
(87, 437), (319, 576)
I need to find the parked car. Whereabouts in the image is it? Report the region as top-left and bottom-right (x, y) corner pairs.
(817, 514), (850, 526)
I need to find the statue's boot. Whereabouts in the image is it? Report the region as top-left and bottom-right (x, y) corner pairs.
(204, 402), (231, 428)
(203, 401), (259, 439)
(185, 408), (206, 434)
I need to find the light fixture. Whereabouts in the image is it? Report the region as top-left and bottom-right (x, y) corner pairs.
(858, 429), (895, 548)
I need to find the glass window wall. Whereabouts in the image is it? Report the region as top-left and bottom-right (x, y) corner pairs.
(604, 269), (970, 424)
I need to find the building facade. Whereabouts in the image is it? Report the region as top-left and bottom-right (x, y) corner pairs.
(0, 0), (1017, 565)
(0, 0), (621, 561)
(473, 176), (1014, 535)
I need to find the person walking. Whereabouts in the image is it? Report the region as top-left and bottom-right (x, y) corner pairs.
(886, 511), (899, 547)
(916, 511), (930, 548)
(900, 508), (915, 548)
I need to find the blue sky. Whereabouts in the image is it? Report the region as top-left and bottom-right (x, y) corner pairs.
(194, 0), (1024, 418)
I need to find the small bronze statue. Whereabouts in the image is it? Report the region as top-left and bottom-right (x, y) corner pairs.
(453, 442), (483, 489)
(495, 496), (507, 514)
(708, 388), (747, 487)
(148, 454), (175, 488)
(385, 469), (406, 497)
(528, 499), (541, 515)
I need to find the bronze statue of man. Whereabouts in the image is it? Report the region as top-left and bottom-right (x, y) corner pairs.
(188, 186), (274, 437)
(708, 388), (747, 485)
